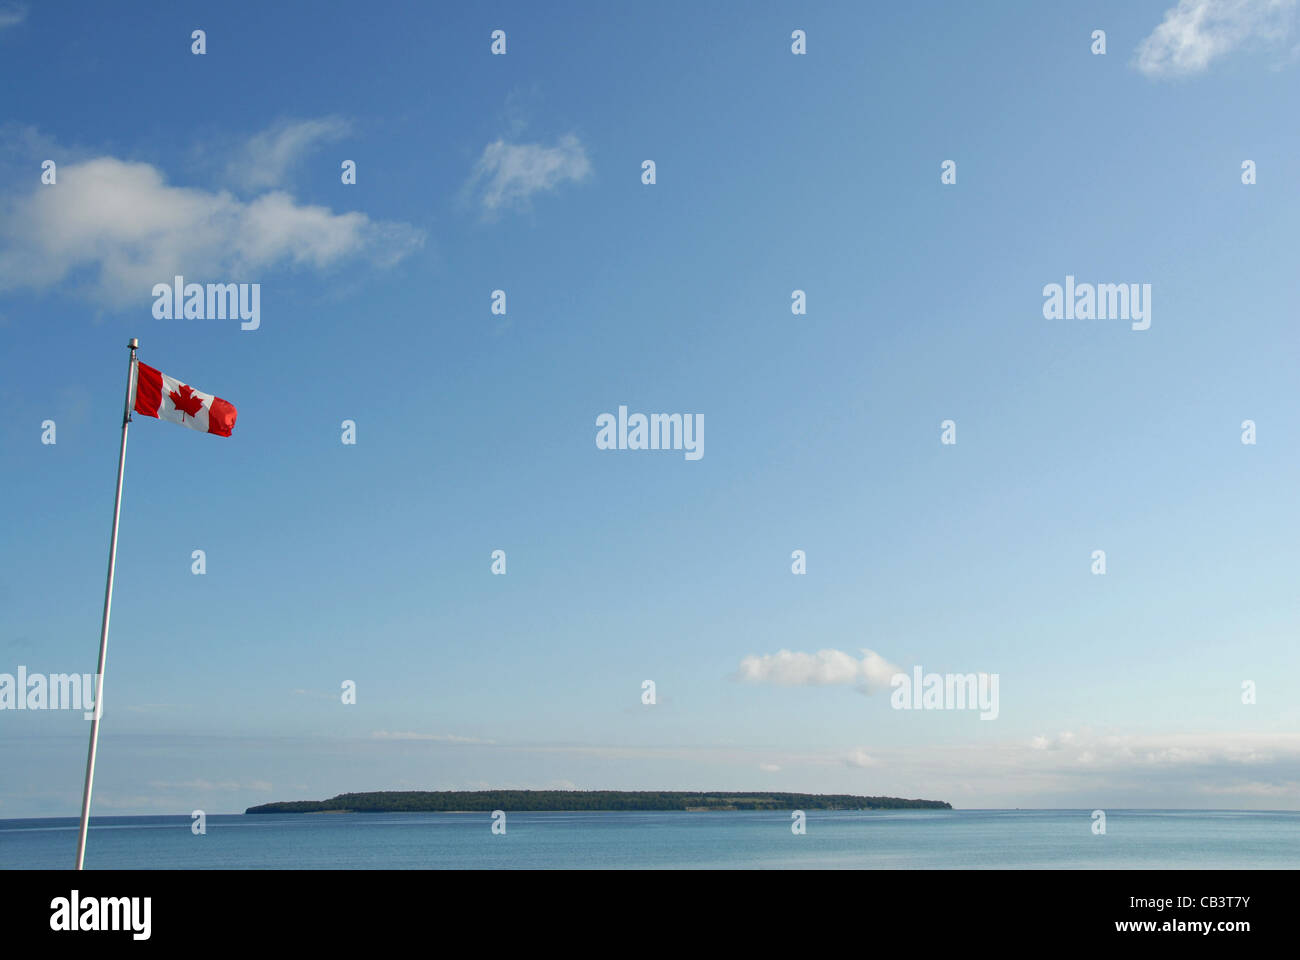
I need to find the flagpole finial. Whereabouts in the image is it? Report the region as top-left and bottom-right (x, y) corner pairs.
(128, 338), (139, 350)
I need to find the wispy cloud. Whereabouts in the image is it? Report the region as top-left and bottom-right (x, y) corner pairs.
(465, 134), (591, 216)
(226, 116), (351, 191)
(40, 730), (1300, 811)
(891, 732), (1300, 806)
(0, 4), (27, 30)
(1025, 730), (1294, 771)
(1135, 0), (1297, 76)
(447, 731), (1300, 806)
(845, 749), (878, 769)
(502, 86), (543, 137)
(147, 779), (273, 792)
(737, 648), (900, 694)
(0, 153), (424, 304)
(371, 730), (497, 745)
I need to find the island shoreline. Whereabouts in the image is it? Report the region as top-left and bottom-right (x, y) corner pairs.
(247, 790), (953, 815)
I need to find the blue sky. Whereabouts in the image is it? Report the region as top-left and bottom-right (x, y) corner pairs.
(1, 0), (1298, 819)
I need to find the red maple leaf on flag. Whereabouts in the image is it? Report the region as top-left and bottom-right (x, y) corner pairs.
(168, 383), (206, 420)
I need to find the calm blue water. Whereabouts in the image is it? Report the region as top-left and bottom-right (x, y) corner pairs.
(2, 810), (1298, 869)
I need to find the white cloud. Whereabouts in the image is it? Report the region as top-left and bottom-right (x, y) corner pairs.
(0, 4), (27, 30)
(466, 134), (590, 215)
(0, 155), (423, 304)
(1031, 732), (1076, 751)
(737, 648), (900, 693)
(1022, 730), (1298, 772)
(1135, 0), (1297, 76)
(759, 762), (781, 773)
(845, 749), (878, 769)
(227, 116), (351, 191)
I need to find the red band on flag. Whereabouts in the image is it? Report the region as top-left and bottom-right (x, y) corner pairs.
(207, 397), (237, 437)
(133, 361), (163, 419)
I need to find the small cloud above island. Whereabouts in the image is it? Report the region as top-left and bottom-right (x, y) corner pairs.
(737, 648), (899, 694)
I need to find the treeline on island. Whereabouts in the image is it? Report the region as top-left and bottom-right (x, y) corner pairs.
(245, 790), (952, 814)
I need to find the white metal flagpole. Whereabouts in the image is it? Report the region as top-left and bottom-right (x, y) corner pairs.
(74, 337), (139, 870)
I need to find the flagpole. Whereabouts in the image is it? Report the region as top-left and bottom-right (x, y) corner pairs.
(74, 337), (138, 870)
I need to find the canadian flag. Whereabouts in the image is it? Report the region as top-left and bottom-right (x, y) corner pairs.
(133, 361), (237, 437)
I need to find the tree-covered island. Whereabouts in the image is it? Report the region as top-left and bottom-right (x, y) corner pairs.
(245, 790), (952, 814)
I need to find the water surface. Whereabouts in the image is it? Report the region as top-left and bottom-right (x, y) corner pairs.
(3, 809), (1297, 869)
